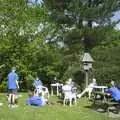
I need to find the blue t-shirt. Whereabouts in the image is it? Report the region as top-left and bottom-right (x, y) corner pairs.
(105, 87), (120, 101)
(26, 96), (43, 106)
(33, 80), (43, 88)
(8, 72), (18, 89)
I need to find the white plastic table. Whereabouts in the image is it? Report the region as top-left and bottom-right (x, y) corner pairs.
(93, 86), (108, 102)
(93, 86), (108, 93)
(50, 83), (63, 96)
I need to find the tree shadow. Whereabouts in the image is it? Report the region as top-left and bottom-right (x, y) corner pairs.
(84, 102), (120, 115)
(84, 102), (108, 113)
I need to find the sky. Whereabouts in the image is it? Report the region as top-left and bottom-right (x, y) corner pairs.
(112, 11), (120, 30)
(28, 0), (43, 4)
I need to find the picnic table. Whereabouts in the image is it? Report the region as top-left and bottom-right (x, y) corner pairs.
(93, 86), (108, 93)
(92, 86), (120, 114)
(92, 86), (108, 102)
(50, 83), (63, 96)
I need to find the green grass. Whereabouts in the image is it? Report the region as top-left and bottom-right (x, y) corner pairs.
(0, 93), (119, 120)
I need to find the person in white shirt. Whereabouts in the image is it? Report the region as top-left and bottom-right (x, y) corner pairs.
(77, 78), (97, 99)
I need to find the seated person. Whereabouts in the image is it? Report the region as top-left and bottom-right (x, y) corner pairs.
(26, 88), (45, 106)
(77, 78), (97, 99)
(67, 78), (74, 87)
(105, 80), (120, 102)
(33, 77), (43, 88)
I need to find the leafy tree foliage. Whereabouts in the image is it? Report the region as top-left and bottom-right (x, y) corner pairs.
(0, 0), (62, 91)
(43, 0), (120, 86)
(92, 44), (120, 85)
(0, 0), (120, 91)
(43, 0), (120, 50)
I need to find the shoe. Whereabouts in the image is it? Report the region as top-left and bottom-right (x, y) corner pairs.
(11, 105), (18, 108)
(77, 94), (81, 98)
(8, 104), (11, 108)
(0, 103), (3, 106)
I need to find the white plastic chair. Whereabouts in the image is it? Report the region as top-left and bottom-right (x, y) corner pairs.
(34, 86), (49, 99)
(62, 85), (77, 107)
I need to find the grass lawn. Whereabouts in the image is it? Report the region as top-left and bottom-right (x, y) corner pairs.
(0, 93), (119, 120)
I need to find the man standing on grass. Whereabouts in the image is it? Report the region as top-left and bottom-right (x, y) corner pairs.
(7, 67), (19, 108)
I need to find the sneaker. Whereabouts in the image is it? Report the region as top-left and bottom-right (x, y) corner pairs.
(18, 94), (22, 98)
(11, 105), (18, 108)
(77, 94), (81, 98)
(0, 103), (3, 106)
(8, 104), (11, 108)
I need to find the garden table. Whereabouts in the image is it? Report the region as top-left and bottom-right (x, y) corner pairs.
(93, 86), (108, 102)
(93, 86), (108, 93)
(50, 83), (63, 96)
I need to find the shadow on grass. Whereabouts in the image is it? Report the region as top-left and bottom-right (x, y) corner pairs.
(57, 100), (63, 104)
(84, 102), (108, 113)
(84, 102), (120, 115)
(46, 100), (63, 106)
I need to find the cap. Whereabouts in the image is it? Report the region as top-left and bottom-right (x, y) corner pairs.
(11, 67), (16, 71)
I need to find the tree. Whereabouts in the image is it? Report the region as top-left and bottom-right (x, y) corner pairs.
(92, 44), (120, 85)
(0, 0), (62, 91)
(43, 0), (120, 86)
(0, 0), (120, 91)
(43, 0), (120, 50)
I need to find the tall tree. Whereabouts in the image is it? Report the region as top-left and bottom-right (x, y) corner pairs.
(42, 0), (120, 85)
(43, 0), (120, 50)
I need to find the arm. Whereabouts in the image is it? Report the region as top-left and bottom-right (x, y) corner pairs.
(16, 80), (19, 89)
(105, 88), (111, 93)
(15, 73), (19, 89)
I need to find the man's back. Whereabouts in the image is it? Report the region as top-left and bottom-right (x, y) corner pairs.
(27, 96), (43, 106)
(33, 80), (43, 88)
(8, 72), (18, 89)
(110, 87), (120, 101)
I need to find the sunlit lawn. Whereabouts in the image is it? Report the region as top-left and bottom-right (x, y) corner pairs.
(0, 93), (119, 120)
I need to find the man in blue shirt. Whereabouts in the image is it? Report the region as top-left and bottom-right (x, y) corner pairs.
(26, 88), (45, 106)
(7, 67), (19, 107)
(33, 77), (43, 88)
(27, 96), (43, 106)
(105, 87), (120, 102)
(105, 80), (120, 102)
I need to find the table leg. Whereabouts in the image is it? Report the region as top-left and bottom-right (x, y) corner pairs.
(102, 88), (104, 93)
(51, 86), (53, 96)
(57, 85), (59, 96)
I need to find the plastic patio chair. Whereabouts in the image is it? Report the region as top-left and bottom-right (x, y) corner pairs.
(34, 86), (50, 99)
(62, 85), (77, 107)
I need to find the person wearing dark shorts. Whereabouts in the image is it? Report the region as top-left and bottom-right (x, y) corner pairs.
(7, 67), (19, 108)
